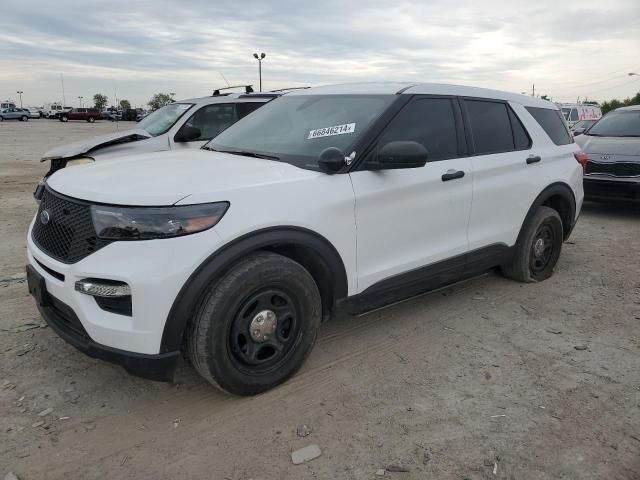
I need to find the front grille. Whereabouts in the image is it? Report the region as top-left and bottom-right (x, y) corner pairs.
(32, 187), (111, 264)
(586, 161), (640, 177)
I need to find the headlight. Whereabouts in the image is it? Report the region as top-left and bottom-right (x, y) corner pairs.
(66, 157), (95, 167)
(91, 202), (229, 240)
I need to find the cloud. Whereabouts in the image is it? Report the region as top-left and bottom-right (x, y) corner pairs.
(0, 0), (639, 106)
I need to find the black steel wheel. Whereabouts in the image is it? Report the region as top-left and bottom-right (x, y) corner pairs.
(188, 252), (321, 395)
(501, 206), (563, 282)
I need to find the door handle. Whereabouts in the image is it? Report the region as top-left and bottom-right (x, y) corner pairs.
(441, 170), (465, 182)
(526, 155), (542, 165)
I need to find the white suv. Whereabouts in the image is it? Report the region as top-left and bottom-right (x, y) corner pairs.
(26, 83), (584, 395)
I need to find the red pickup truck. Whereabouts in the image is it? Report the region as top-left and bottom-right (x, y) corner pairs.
(59, 108), (100, 123)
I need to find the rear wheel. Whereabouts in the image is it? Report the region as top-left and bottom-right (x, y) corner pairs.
(87, 117), (95, 123)
(501, 206), (563, 282)
(20, 115), (28, 121)
(187, 252), (322, 395)
(60, 115), (68, 122)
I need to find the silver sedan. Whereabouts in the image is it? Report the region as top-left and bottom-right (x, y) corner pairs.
(0, 107), (30, 121)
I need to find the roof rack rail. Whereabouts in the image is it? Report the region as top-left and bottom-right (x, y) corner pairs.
(238, 93), (280, 99)
(269, 86), (311, 92)
(212, 85), (254, 96)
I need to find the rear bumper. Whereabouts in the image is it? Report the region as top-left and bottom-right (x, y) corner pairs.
(584, 176), (640, 202)
(29, 265), (179, 381)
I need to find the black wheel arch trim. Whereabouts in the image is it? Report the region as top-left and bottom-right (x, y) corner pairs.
(160, 226), (349, 353)
(517, 182), (577, 243)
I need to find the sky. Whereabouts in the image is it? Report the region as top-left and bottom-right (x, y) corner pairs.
(1, 0), (639, 108)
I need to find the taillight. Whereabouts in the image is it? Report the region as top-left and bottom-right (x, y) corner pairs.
(574, 151), (588, 173)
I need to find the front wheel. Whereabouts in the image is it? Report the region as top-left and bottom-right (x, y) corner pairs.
(187, 252), (322, 395)
(60, 115), (68, 122)
(501, 206), (563, 283)
(21, 115), (28, 121)
(87, 117), (95, 123)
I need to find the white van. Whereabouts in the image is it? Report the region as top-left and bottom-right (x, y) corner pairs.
(559, 103), (602, 128)
(43, 103), (72, 119)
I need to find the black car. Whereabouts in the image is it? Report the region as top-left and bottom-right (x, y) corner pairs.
(575, 105), (640, 202)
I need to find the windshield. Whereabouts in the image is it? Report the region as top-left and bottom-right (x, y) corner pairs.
(206, 94), (397, 170)
(137, 103), (194, 136)
(587, 110), (640, 137)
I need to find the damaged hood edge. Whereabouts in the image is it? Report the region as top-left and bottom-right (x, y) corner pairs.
(40, 128), (151, 162)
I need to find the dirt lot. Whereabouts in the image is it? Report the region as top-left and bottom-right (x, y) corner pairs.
(1, 120), (639, 479)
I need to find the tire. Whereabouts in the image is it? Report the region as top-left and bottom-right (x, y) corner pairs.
(187, 251), (322, 395)
(60, 115), (68, 122)
(87, 117), (95, 123)
(21, 115), (28, 121)
(0, 116), (3, 122)
(501, 206), (563, 283)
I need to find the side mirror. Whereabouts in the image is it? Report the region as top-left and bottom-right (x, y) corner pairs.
(572, 128), (585, 136)
(175, 125), (201, 143)
(368, 141), (428, 170)
(318, 147), (346, 174)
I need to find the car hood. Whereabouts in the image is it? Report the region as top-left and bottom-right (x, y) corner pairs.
(46, 149), (321, 206)
(41, 128), (151, 161)
(574, 135), (640, 157)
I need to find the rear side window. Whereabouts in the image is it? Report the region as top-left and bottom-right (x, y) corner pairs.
(377, 98), (460, 162)
(236, 102), (264, 119)
(526, 107), (572, 145)
(464, 100), (517, 154)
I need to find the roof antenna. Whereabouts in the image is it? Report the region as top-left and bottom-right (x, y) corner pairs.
(219, 72), (231, 87)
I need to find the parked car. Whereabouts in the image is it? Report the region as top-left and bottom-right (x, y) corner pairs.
(121, 108), (138, 121)
(1, 101), (16, 110)
(135, 108), (148, 122)
(0, 107), (30, 121)
(27, 82), (584, 394)
(559, 103), (602, 128)
(59, 108), (100, 123)
(570, 119), (597, 136)
(40, 89), (276, 176)
(575, 105), (640, 202)
(27, 107), (43, 119)
(44, 103), (72, 119)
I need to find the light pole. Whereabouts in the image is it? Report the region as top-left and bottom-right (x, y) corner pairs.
(78, 96), (83, 107)
(16, 91), (23, 108)
(253, 52), (266, 91)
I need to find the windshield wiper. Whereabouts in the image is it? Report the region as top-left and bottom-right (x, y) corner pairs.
(206, 147), (280, 160)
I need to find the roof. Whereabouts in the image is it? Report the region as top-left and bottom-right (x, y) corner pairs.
(614, 104), (640, 112)
(174, 93), (274, 105)
(288, 82), (556, 108)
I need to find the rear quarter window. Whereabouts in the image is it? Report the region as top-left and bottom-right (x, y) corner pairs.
(525, 107), (573, 146)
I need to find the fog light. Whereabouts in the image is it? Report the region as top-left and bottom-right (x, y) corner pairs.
(75, 279), (131, 297)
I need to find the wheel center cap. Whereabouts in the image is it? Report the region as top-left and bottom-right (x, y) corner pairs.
(534, 238), (545, 257)
(249, 310), (277, 343)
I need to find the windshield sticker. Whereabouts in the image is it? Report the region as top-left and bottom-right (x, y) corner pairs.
(308, 123), (356, 139)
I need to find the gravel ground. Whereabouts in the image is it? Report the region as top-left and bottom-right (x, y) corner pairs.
(1, 120), (639, 479)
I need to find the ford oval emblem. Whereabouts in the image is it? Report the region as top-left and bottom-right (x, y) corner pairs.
(40, 210), (51, 225)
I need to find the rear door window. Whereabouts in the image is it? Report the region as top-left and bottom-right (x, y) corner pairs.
(525, 107), (572, 145)
(464, 100), (517, 154)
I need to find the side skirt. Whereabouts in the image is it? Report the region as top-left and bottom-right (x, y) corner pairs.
(339, 244), (514, 315)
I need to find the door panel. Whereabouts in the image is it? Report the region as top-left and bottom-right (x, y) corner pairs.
(350, 96), (472, 293)
(351, 159), (472, 292)
(462, 100), (541, 250)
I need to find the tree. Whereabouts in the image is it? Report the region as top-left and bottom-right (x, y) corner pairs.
(93, 93), (108, 109)
(600, 91), (640, 114)
(119, 99), (131, 110)
(147, 93), (175, 111)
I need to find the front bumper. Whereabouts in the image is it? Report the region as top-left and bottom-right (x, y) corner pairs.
(26, 216), (224, 378)
(28, 265), (179, 381)
(584, 175), (640, 202)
